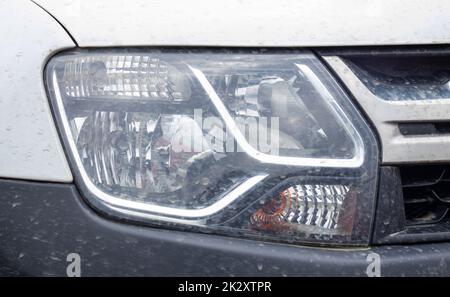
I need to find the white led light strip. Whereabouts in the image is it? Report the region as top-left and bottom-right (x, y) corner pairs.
(189, 65), (365, 168)
(53, 72), (267, 219)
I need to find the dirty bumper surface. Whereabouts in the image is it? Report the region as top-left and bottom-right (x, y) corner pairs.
(0, 179), (448, 276)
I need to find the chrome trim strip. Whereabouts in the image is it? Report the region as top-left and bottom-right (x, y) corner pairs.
(325, 56), (450, 163)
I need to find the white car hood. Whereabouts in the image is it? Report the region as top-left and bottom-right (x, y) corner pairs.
(35, 0), (450, 47)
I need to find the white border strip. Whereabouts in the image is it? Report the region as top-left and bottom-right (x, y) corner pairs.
(189, 65), (364, 168)
(53, 71), (267, 219)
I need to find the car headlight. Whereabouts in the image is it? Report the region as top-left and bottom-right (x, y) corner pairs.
(46, 49), (378, 246)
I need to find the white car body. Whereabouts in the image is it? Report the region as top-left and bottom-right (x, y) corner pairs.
(1, 0), (450, 182)
(34, 0), (450, 47)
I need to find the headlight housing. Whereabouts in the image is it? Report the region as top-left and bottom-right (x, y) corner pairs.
(46, 49), (378, 246)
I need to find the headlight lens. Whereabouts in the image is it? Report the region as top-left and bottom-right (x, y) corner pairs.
(46, 49), (378, 246)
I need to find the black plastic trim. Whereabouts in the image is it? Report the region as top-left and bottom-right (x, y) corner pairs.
(373, 166), (450, 245)
(372, 167), (406, 244)
(1, 178), (450, 276)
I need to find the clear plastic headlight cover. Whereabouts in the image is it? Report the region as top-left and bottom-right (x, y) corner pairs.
(46, 49), (378, 246)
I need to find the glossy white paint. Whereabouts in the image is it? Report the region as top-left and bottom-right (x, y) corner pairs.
(0, 0), (74, 182)
(35, 0), (450, 47)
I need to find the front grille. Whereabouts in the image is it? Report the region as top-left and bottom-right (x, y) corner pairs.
(373, 165), (450, 244)
(322, 48), (450, 244)
(401, 165), (450, 225)
(322, 48), (450, 164)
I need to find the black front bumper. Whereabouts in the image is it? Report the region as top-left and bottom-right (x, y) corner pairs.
(0, 178), (449, 276)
